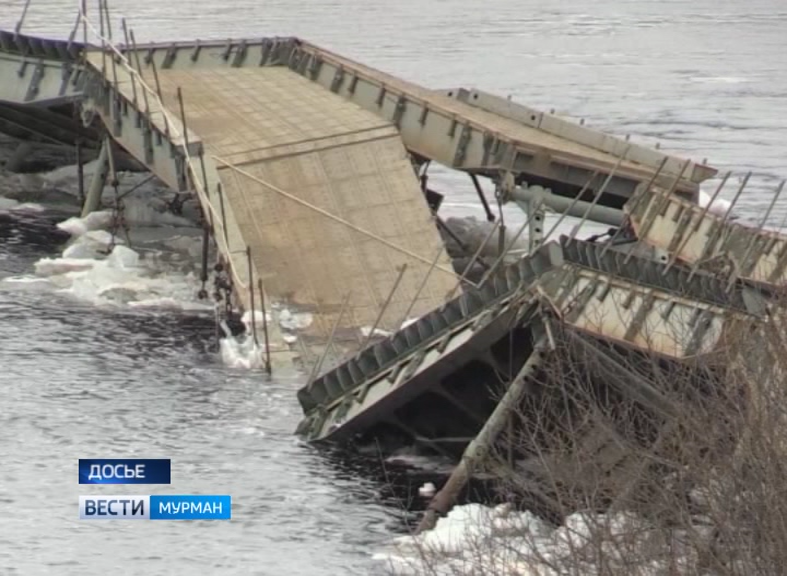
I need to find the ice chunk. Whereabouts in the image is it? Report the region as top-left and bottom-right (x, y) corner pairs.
(56, 211), (113, 236)
(278, 308), (313, 331)
(105, 245), (140, 269)
(699, 188), (733, 217)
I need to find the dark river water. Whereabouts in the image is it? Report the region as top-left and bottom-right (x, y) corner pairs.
(1, 1), (786, 574)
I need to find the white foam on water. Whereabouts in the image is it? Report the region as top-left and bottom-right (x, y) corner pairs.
(219, 306), (299, 370)
(0, 197), (46, 213)
(5, 206), (212, 314)
(690, 75), (751, 84)
(219, 334), (271, 370)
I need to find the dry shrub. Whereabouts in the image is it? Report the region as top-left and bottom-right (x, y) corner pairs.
(391, 291), (787, 575)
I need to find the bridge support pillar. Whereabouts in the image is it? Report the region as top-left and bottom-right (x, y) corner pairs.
(81, 139), (110, 217)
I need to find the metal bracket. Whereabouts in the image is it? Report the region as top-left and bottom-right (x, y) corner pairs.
(516, 192), (546, 252)
(286, 46), (301, 70)
(452, 124), (472, 167)
(297, 52), (310, 75)
(308, 55), (322, 79)
(623, 292), (656, 341)
(330, 67), (344, 92)
(111, 95), (122, 137)
(162, 44), (177, 69)
(448, 117), (457, 137)
(231, 40), (247, 67)
(58, 62), (72, 96)
(16, 58), (28, 78)
(221, 40), (233, 61)
(481, 132), (496, 165)
(392, 95), (407, 128)
(143, 122), (154, 165)
(685, 310), (714, 356)
(190, 41), (202, 62)
(259, 39), (273, 66)
(419, 105), (429, 126)
(23, 62), (44, 101)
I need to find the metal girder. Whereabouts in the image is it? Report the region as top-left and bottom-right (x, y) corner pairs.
(0, 102), (99, 147)
(0, 54), (85, 105)
(512, 184), (625, 228)
(0, 30), (82, 61)
(282, 40), (705, 205)
(297, 237), (762, 442)
(627, 185), (787, 287)
(444, 87), (716, 187)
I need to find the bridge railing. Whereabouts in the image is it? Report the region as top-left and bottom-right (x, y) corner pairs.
(78, 10), (249, 295)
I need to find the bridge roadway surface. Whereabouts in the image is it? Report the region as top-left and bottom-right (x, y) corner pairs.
(84, 46), (460, 350)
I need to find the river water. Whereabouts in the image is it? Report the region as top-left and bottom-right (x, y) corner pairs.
(1, 1), (786, 574)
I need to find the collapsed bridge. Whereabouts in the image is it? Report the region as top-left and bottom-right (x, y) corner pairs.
(0, 23), (715, 363)
(3, 17), (785, 532)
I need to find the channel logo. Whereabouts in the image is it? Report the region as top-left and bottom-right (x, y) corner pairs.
(79, 495), (231, 520)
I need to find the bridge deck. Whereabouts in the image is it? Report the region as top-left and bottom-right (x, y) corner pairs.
(85, 52), (458, 339)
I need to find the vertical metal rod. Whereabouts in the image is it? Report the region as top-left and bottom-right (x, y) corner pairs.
(363, 264), (408, 349)
(14, 0), (33, 38)
(688, 172), (750, 281)
(175, 87), (193, 195)
(103, 0), (113, 40)
(129, 30), (150, 113)
(729, 179), (786, 288)
(479, 206), (544, 288)
(399, 247), (445, 328)
(98, 0), (106, 75)
(197, 153), (213, 229)
(81, 0), (87, 44)
(102, 0), (119, 110)
(105, 137), (117, 184)
(541, 170), (600, 247)
(496, 198), (506, 256)
(447, 220), (501, 300)
(600, 157), (668, 258)
(67, 12), (81, 53)
(216, 183), (229, 247)
(470, 174), (495, 222)
(120, 19), (138, 107)
(75, 138), (85, 206)
(176, 86), (190, 153)
(246, 246), (259, 347)
(568, 147), (630, 241)
(200, 223), (210, 285)
(307, 293), (352, 389)
(624, 159), (690, 265)
(148, 55), (168, 138)
(663, 171), (731, 274)
(258, 279), (272, 375)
